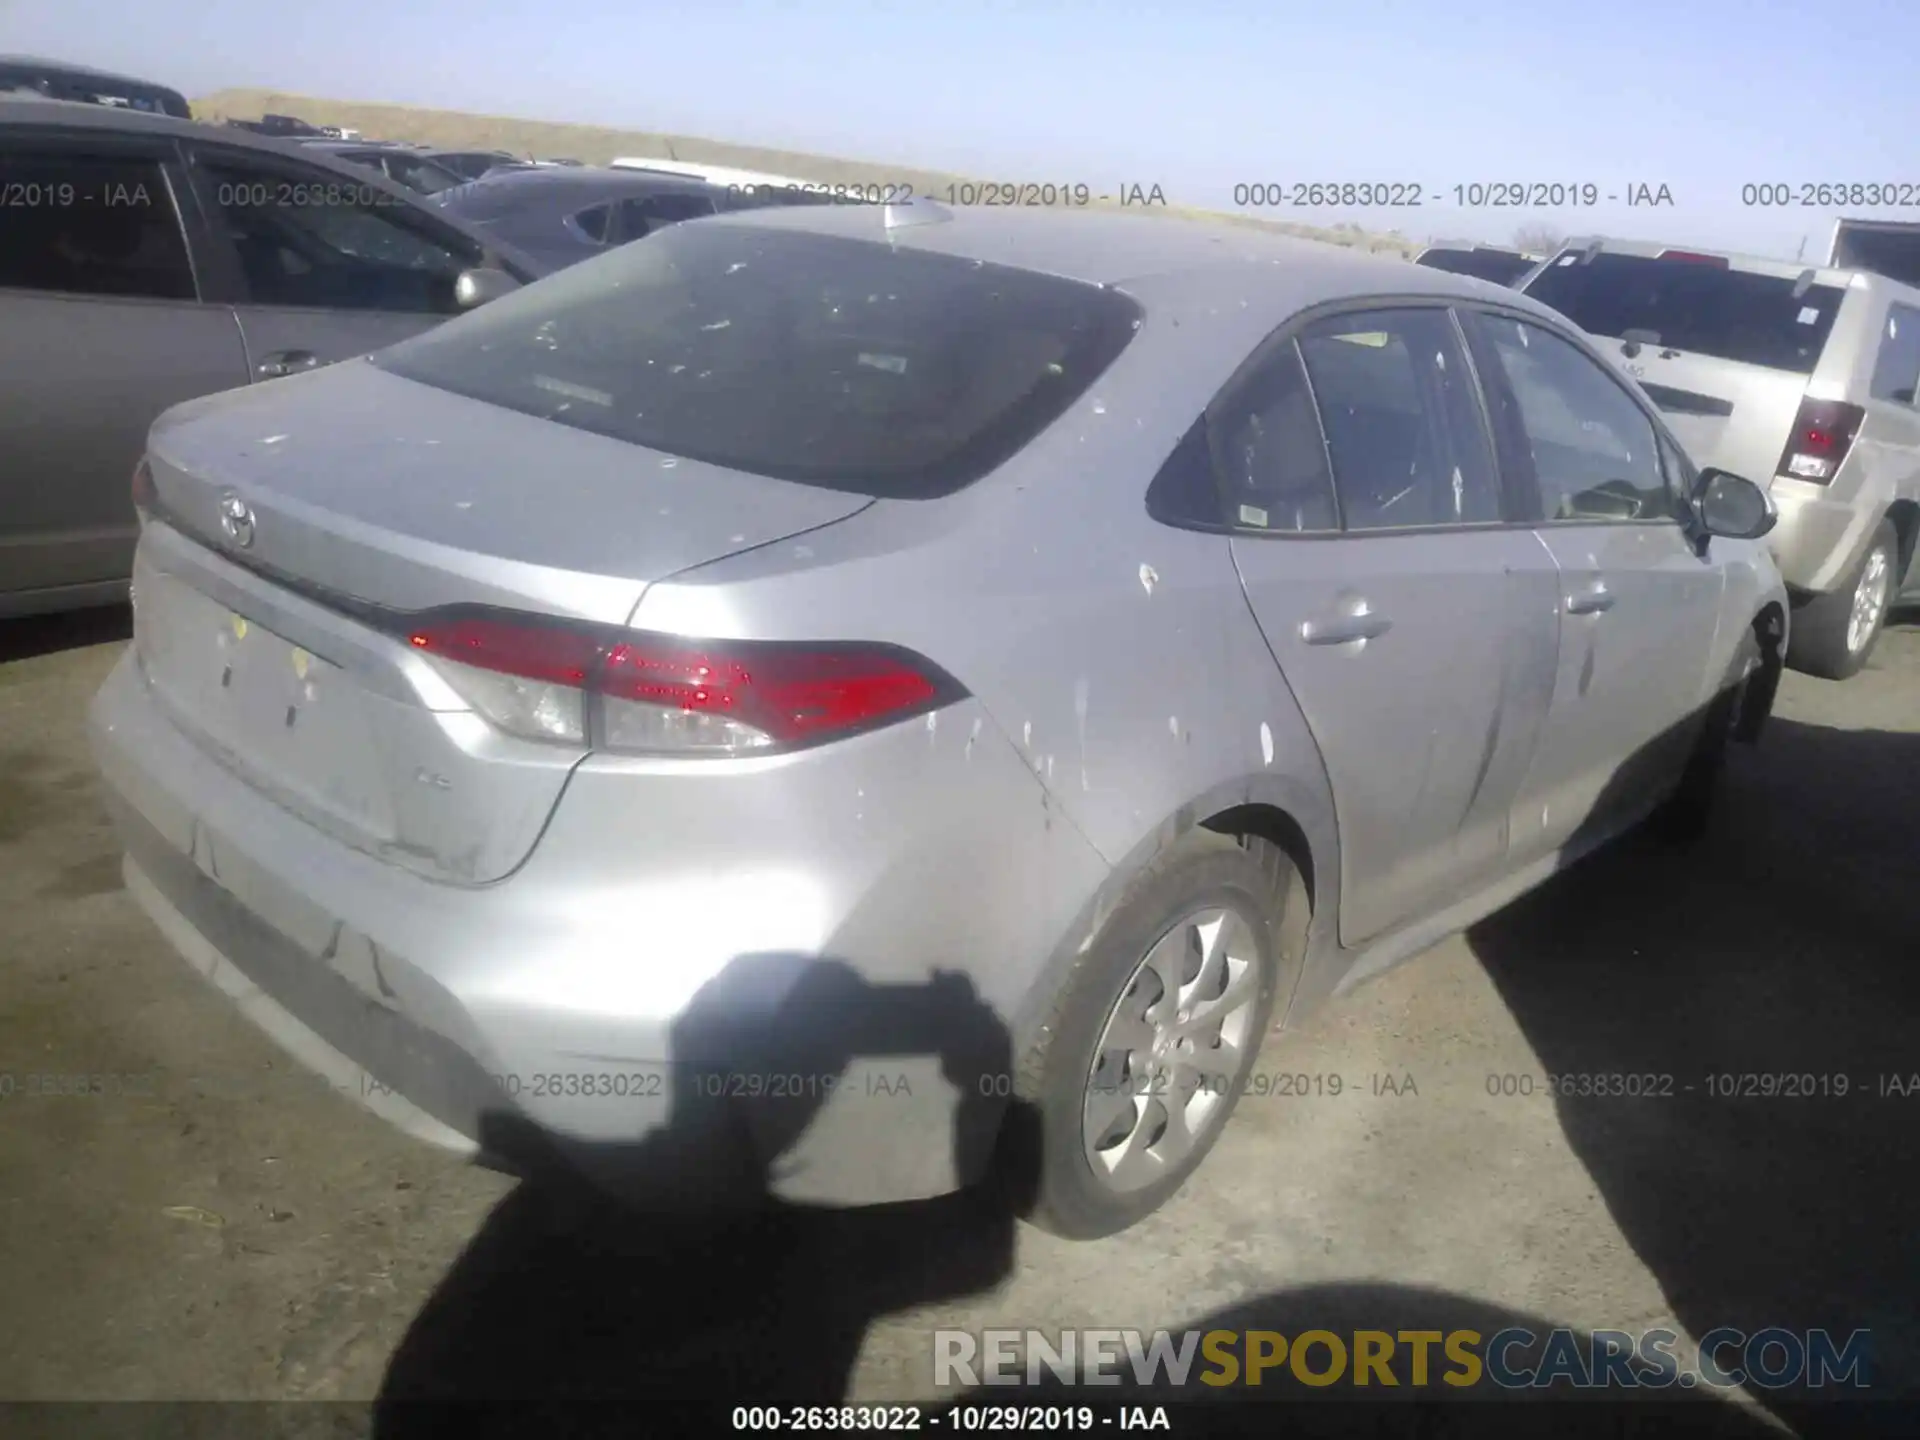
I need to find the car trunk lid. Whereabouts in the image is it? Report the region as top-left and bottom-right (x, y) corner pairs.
(146, 357), (872, 622)
(135, 359), (872, 884)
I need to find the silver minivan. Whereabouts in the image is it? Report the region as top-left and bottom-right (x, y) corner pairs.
(1518, 237), (1920, 678)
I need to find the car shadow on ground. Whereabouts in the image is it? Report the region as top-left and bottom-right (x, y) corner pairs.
(1466, 713), (1920, 1437)
(0, 603), (131, 664)
(371, 712), (1919, 1436)
(368, 957), (1787, 1438)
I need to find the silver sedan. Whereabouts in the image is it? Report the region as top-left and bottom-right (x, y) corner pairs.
(89, 200), (1788, 1237)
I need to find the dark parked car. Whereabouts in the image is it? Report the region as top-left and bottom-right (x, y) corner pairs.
(300, 139), (468, 196)
(255, 113), (324, 136)
(0, 54), (190, 119)
(1413, 244), (1542, 287)
(0, 100), (545, 617)
(429, 165), (833, 270)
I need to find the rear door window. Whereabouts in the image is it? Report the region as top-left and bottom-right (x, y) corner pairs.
(0, 148), (196, 301)
(1205, 342), (1339, 533)
(1294, 308), (1503, 531)
(1869, 303), (1920, 406)
(371, 221), (1142, 498)
(378, 153), (463, 197)
(1522, 252), (1843, 375)
(616, 191), (718, 240)
(568, 203), (612, 244)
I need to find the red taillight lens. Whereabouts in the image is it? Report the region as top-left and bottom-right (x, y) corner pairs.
(1776, 397), (1866, 484)
(1658, 249), (1730, 267)
(131, 457), (156, 512)
(599, 635), (943, 745)
(401, 609), (962, 755)
(407, 613), (598, 688)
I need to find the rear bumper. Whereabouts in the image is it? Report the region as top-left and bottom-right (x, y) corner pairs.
(89, 647), (1110, 1207)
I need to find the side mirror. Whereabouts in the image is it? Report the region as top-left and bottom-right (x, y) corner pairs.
(454, 266), (520, 309)
(1694, 468), (1777, 541)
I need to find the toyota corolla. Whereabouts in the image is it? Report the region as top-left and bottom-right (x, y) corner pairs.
(90, 201), (1787, 1237)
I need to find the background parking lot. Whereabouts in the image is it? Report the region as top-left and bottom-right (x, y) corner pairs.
(1, 607), (1916, 1434)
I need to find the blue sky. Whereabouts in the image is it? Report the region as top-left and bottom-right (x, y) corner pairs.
(7, 0), (1918, 256)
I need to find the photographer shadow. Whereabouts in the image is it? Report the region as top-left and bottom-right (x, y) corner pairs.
(373, 956), (1040, 1436)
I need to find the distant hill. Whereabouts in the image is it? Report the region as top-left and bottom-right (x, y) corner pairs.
(193, 88), (1418, 260)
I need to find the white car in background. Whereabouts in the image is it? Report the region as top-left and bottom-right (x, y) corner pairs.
(611, 157), (828, 195)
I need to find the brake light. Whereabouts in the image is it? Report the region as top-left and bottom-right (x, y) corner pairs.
(1776, 397), (1866, 484)
(402, 609), (964, 754)
(131, 456), (156, 512)
(1658, 249), (1730, 267)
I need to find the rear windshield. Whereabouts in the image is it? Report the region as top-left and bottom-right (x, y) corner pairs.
(372, 220), (1143, 498)
(1416, 248), (1533, 285)
(1523, 251), (1844, 375)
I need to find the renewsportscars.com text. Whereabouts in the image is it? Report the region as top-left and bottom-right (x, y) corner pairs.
(934, 1326), (1873, 1392)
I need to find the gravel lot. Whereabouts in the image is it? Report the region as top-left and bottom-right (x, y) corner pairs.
(2, 605), (1916, 1435)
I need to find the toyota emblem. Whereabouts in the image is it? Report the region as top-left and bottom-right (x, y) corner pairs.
(217, 490), (256, 549)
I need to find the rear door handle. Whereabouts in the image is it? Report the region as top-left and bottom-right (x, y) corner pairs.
(256, 349), (322, 380)
(1565, 582), (1616, 616)
(1300, 609), (1393, 646)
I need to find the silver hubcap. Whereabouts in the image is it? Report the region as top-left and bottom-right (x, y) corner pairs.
(1081, 906), (1262, 1194)
(1847, 548), (1891, 655)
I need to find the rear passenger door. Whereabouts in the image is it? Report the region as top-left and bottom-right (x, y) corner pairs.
(1225, 305), (1562, 946)
(178, 143), (489, 379)
(1461, 309), (1723, 857)
(0, 130), (250, 601)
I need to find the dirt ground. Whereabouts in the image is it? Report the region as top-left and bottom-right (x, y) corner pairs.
(1, 605), (1916, 1436)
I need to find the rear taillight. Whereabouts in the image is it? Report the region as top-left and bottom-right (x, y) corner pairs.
(131, 456), (156, 513)
(1776, 397), (1866, 484)
(1657, 249), (1730, 267)
(402, 609), (964, 755)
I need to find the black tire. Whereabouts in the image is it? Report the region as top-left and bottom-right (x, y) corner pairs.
(1652, 626), (1760, 843)
(1787, 519), (1899, 680)
(1014, 830), (1299, 1239)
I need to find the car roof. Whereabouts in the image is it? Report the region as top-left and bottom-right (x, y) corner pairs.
(703, 201), (1563, 323)
(0, 96), (295, 148)
(0, 104), (468, 178)
(302, 138), (410, 152)
(436, 165), (724, 213)
(0, 53), (177, 90)
(1543, 234), (1882, 292)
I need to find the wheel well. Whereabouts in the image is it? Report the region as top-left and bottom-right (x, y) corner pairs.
(1887, 500), (1918, 586)
(1735, 601), (1787, 743)
(1201, 804), (1316, 913)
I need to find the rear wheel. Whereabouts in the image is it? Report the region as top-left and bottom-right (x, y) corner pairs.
(1788, 519), (1898, 680)
(1015, 830), (1298, 1239)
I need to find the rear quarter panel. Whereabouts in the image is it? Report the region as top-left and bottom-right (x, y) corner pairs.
(629, 299), (1343, 1039)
